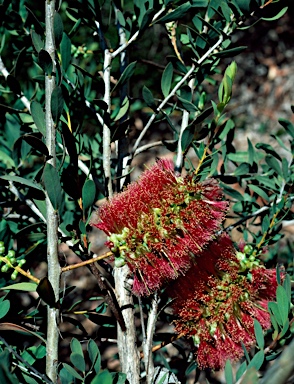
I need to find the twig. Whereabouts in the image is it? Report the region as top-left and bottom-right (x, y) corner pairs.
(60, 251), (113, 273)
(134, 140), (175, 157)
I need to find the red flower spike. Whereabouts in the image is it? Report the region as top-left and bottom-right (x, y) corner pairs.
(169, 234), (279, 370)
(92, 159), (228, 296)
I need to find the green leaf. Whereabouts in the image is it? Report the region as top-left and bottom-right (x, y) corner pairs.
(53, 12), (63, 47)
(0, 175), (44, 191)
(265, 155), (282, 176)
(262, 7), (288, 21)
(142, 85), (156, 110)
(31, 30), (44, 52)
(114, 96), (129, 121)
(224, 360), (234, 384)
(42, 163), (63, 211)
(62, 363), (83, 380)
(247, 350), (264, 371)
(248, 184), (268, 201)
(278, 118), (294, 138)
(0, 300), (10, 319)
(112, 61), (137, 93)
(213, 46), (247, 58)
(82, 179), (96, 212)
(51, 86), (64, 124)
(236, 361), (247, 382)
(255, 142), (282, 160)
(276, 285), (289, 325)
(22, 134), (49, 157)
(1, 283), (38, 292)
(36, 277), (58, 308)
(60, 32), (71, 71)
(233, 162), (249, 176)
(38, 49), (53, 75)
(31, 101), (46, 136)
(181, 125), (195, 152)
(161, 62), (173, 98)
(88, 339), (101, 374)
(70, 352), (85, 373)
(157, 2), (191, 23)
(177, 96), (198, 113)
(268, 301), (283, 327)
(71, 337), (83, 356)
(91, 370), (113, 384)
(254, 320), (264, 350)
(247, 138), (255, 166)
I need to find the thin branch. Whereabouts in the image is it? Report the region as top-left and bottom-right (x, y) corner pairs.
(110, 7), (166, 60)
(134, 140), (175, 157)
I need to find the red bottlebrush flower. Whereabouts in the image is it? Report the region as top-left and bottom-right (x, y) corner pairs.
(92, 159), (228, 296)
(168, 234), (278, 370)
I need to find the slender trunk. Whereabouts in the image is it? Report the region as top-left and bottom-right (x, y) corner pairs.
(114, 265), (140, 384)
(45, 1), (60, 382)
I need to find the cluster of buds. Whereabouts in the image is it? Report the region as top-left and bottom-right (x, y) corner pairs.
(0, 242), (26, 280)
(93, 159), (228, 295)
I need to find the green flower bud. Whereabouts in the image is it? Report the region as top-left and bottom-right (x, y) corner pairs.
(244, 245), (253, 255)
(11, 270), (18, 280)
(1, 264), (10, 273)
(7, 250), (15, 258)
(18, 259), (26, 267)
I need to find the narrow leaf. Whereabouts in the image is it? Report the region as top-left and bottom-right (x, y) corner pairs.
(31, 101), (46, 136)
(51, 86), (64, 124)
(62, 363), (83, 380)
(0, 175), (44, 191)
(277, 285), (289, 325)
(1, 283), (38, 292)
(38, 49), (53, 75)
(247, 350), (264, 371)
(142, 85), (156, 110)
(88, 339), (101, 374)
(42, 163), (63, 211)
(31, 30), (44, 52)
(112, 61), (137, 93)
(254, 320), (264, 350)
(60, 32), (71, 71)
(82, 179), (96, 212)
(224, 360), (234, 384)
(53, 12), (63, 47)
(22, 134), (49, 157)
(213, 46), (247, 58)
(0, 300), (10, 319)
(161, 62), (173, 98)
(157, 2), (191, 23)
(37, 277), (58, 308)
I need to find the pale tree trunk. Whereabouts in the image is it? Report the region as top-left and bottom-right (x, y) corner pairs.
(45, 1), (60, 382)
